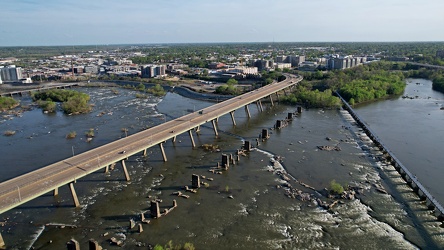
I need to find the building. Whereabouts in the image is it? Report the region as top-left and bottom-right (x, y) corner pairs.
(275, 55), (305, 67)
(326, 56), (364, 70)
(0, 65), (23, 83)
(436, 50), (444, 58)
(141, 65), (166, 78)
(254, 60), (273, 71)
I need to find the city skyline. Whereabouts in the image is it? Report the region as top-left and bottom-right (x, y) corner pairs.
(1, 0), (444, 46)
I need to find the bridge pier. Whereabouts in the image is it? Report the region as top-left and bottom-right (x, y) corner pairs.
(269, 95), (274, 106)
(258, 100), (263, 112)
(188, 130), (196, 148)
(195, 125), (201, 133)
(245, 105), (251, 118)
(172, 136), (177, 143)
(212, 120), (218, 136)
(54, 187), (58, 196)
(69, 182), (80, 208)
(230, 111), (236, 126)
(0, 232), (5, 249)
(121, 160), (130, 181)
(159, 143), (167, 162)
(143, 148), (147, 157)
(283, 89), (288, 96)
(276, 92), (280, 101)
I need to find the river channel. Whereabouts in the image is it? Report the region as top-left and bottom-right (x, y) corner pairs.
(0, 82), (443, 249)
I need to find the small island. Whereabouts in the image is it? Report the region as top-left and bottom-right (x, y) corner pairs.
(32, 89), (92, 115)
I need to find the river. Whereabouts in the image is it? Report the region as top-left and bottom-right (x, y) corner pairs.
(0, 82), (443, 249)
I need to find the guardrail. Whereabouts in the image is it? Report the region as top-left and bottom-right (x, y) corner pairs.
(335, 91), (444, 221)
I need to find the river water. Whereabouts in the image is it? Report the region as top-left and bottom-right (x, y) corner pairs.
(0, 82), (443, 249)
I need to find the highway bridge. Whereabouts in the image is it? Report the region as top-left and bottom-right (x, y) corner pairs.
(0, 73), (302, 215)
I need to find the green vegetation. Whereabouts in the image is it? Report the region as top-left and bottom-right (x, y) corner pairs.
(135, 93), (147, 98)
(36, 100), (57, 113)
(292, 62), (407, 106)
(66, 131), (77, 139)
(281, 88), (341, 108)
(85, 128), (95, 138)
(215, 79), (240, 95)
(32, 89), (92, 114)
(432, 77), (444, 93)
(329, 180), (344, 195)
(153, 240), (195, 250)
(0, 96), (19, 111)
(146, 84), (166, 97)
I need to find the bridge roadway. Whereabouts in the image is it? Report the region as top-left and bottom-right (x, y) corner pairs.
(0, 73), (302, 214)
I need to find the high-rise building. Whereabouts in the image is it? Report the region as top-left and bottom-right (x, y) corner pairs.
(141, 65), (166, 78)
(0, 65), (23, 83)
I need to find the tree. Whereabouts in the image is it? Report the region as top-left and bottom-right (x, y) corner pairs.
(226, 78), (238, 85)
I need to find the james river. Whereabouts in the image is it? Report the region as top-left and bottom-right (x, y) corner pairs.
(0, 79), (443, 249)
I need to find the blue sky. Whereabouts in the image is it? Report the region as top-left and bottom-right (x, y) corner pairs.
(1, 0), (443, 46)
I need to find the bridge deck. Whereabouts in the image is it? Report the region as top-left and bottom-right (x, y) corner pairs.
(0, 74), (302, 214)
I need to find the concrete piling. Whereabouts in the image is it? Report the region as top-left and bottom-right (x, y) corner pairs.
(212, 119), (219, 136)
(173, 199), (177, 208)
(54, 187), (59, 196)
(188, 130), (196, 148)
(261, 129), (269, 139)
(150, 201), (161, 218)
(89, 239), (102, 250)
(67, 239), (80, 250)
(245, 105), (251, 118)
(138, 224), (144, 233)
(69, 183), (80, 208)
(221, 154), (229, 168)
(121, 160), (130, 181)
(192, 174), (201, 189)
(244, 141), (251, 151)
(297, 106), (302, 114)
(159, 143), (167, 162)
(287, 112), (293, 120)
(276, 120), (282, 129)
(0, 233), (5, 249)
(230, 111), (236, 126)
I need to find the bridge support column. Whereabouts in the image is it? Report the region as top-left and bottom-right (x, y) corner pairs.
(258, 100), (264, 112)
(54, 187), (59, 196)
(245, 105), (251, 118)
(188, 130), (196, 148)
(269, 95), (274, 106)
(276, 92), (280, 100)
(69, 182), (80, 208)
(195, 125), (200, 133)
(104, 165), (109, 173)
(159, 143), (167, 162)
(172, 136), (177, 143)
(0, 232), (5, 249)
(230, 111), (236, 126)
(121, 160), (130, 181)
(284, 89), (288, 96)
(212, 120), (218, 136)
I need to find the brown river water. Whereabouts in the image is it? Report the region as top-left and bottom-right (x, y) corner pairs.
(0, 81), (443, 249)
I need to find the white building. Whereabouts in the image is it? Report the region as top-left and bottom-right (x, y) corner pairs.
(0, 65), (23, 83)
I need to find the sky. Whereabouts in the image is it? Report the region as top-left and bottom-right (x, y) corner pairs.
(1, 0), (443, 46)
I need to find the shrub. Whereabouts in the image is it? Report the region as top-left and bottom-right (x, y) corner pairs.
(330, 180), (344, 195)
(66, 131), (77, 139)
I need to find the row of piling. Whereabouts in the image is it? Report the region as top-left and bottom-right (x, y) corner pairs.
(336, 91), (444, 223)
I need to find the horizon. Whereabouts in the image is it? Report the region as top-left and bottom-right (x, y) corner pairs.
(1, 0), (444, 47)
(1, 40), (444, 49)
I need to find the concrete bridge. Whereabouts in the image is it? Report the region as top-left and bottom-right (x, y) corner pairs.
(336, 91), (444, 223)
(0, 82), (80, 97)
(0, 73), (302, 216)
